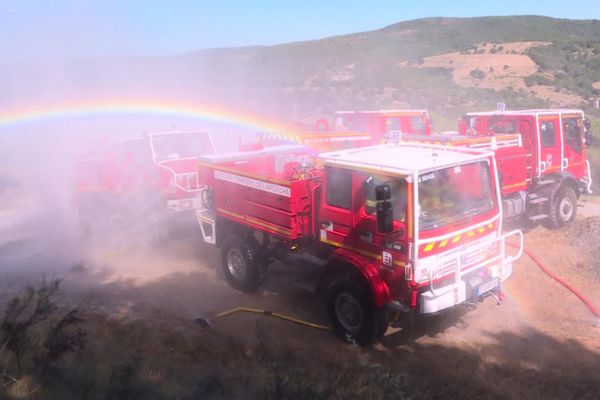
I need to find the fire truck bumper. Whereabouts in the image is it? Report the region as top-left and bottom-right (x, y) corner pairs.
(418, 229), (522, 314)
(420, 281), (467, 314)
(166, 196), (204, 212)
(419, 263), (513, 314)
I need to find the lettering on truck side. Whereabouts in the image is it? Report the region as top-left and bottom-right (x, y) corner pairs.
(214, 170), (291, 197)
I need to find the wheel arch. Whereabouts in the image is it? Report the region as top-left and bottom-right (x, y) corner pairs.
(216, 217), (254, 247)
(542, 172), (580, 202)
(321, 248), (391, 308)
(559, 174), (581, 199)
(544, 173), (579, 228)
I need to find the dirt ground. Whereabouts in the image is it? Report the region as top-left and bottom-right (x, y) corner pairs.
(1, 196), (600, 399)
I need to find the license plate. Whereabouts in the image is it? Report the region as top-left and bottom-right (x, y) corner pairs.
(476, 279), (498, 296)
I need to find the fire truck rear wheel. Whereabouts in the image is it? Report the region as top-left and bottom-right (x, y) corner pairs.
(548, 186), (577, 228)
(327, 276), (387, 346)
(221, 236), (261, 292)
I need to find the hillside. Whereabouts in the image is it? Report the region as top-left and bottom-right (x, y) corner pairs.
(3, 15), (600, 127)
(170, 15), (600, 125)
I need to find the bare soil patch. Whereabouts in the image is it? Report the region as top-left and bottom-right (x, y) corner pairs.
(404, 41), (584, 106)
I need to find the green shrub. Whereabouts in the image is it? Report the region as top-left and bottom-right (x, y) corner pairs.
(470, 69), (486, 79)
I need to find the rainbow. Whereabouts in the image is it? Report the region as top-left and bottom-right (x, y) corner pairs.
(0, 98), (291, 133)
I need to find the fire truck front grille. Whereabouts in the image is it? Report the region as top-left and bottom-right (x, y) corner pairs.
(176, 173), (200, 191)
(460, 242), (496, 267)
(434, 258), (457, 279)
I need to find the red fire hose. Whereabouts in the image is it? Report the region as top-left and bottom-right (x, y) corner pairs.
(509, 243), (600, 319)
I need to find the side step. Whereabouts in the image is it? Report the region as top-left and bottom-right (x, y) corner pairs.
(536, 180), (556, 186)
(528, 193), (548, 205)
(529, 214), (548, 222)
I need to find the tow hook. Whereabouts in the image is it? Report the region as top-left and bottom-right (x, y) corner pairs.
(488, 290), (503, 305)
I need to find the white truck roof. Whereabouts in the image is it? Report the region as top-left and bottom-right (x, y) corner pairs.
(319, 143), (492, 176)
(336, 109), (429, 115)
(465, 109), (584, 117)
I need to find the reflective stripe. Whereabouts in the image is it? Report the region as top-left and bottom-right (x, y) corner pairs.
(424, 243), (435, 252)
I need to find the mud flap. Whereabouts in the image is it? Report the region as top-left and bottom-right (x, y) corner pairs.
(196, 209), (216, 245)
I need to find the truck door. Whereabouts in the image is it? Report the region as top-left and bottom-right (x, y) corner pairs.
(518, 118), (535, 181)
(319, 166), (354, 246)
(561, 114), (586, 179)
(538, 115), (562, 176)
(351, 173), (408, 268)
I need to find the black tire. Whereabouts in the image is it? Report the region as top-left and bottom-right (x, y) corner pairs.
(327, 274), (388, 346)
(221, 235), (261, 292)
(547, 186), (577, 228)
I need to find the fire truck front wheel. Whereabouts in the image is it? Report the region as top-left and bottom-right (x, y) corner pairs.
(548, 186), (577, 228)
(221, 236), (261, 292)
(327, 275), (388, 346)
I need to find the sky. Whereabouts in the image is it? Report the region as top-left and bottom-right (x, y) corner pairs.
(1, 0), (599, 60)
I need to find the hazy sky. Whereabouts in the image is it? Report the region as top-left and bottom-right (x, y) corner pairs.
(1, 0), (599, 60)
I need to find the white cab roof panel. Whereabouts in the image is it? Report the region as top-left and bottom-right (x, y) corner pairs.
(466, 109), (584, 117)
(319, 143), (491, 176)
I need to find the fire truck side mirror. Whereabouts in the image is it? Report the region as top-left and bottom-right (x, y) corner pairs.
(584, 119), (593, 146)
(376, 201), (394, 233)
(375, 184), (393, 233)
(375, 184), (391, 201)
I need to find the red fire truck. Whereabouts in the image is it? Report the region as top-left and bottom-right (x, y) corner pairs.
(74, 130), (216, 240)
(195, 142), (523, 345)
(294, 108), (592, 228)
(399, 109), (592, 228)
(256, 109), (431, 152)
(331, 109), (432, 137)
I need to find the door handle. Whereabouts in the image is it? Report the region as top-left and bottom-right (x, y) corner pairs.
(359, 231), (373, 242)
(321, 221), (333, 230)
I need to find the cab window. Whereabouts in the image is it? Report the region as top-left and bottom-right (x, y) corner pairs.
(541, 121), (556, 148)
(386, 117), (401, 133)
(326, 167), (352, 209)
(488, 119), (516, 134)
(410, 116), (426, 134)
(563, 117), (582, 153)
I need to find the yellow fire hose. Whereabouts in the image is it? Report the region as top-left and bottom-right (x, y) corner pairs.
(90, 251), (332, 332)
(197, 307), (332, 331)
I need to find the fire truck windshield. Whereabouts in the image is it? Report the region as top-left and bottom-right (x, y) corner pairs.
(418, 161), (494, 231)
(151, 132), (214, 161)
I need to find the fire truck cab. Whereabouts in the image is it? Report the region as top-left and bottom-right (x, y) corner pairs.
(196, 143), (523, 345)
(74, 130), (215, 239)
(458, 109), (593, 227)
(255, 109), (431, 153)
(332, 109), (432, 138)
